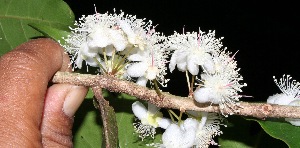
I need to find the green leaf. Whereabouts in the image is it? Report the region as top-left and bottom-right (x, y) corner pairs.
(248, 118), (300, 148)
(73, 99), (103, 148)
(0, 0), (74, 56)
(29, 23), (70, 45)
(219, 116), (258, 148)
(219, 116), (287, 148)
(86, 88), (94, 99)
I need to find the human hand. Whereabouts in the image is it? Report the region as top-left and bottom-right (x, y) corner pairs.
(0, 38), (88, 147)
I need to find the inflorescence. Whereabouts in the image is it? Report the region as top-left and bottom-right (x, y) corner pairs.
(62, 9), (247, 147)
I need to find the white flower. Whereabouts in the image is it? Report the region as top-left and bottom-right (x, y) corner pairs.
(126, 35), (170, 87)
(136, 76), (148, 86)
(186, 111), (224, 148)
(167, 30), (223, 75)
(267, 75), (300, 126)
(212, 49), (239, 75)
(63, 33), (101, 69)
(63, 12), (128, 69)
(195, 112), (223, 148)
(267, 93), (295, 105)
(132, 101), (171, 140)
(87, 26), (127, 52)
(160, 112), (224, 148)
(117, 13), (164, 51)
(267, 75), (300, 105)
(194, 72), (246, 115)
(119, 19), (147, 50)
(162, 118), (198, 148)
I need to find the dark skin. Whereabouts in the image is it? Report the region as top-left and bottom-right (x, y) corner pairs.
(0, 38), (88, 147)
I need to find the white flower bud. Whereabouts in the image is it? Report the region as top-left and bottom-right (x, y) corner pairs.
(193, 87), (213, 103)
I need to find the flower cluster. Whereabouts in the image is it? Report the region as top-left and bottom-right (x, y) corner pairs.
(162, 112), (224, 148)
(63, 10), (246, 147)
(132, 101), (171, 140)
(267, 75), (300, 126)
(132, 101), (224, 148)
(63, 10), (170, 86)
(167, 30), (223, 75)
(167, 31), (246, 115)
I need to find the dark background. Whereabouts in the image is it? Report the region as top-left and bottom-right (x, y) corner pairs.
(65, 0), (300, 102)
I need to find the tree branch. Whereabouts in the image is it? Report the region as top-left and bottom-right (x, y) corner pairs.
(52, 71), (300, 119)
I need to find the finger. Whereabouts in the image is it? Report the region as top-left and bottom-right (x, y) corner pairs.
(0, 38), (69, 147)
(41, 84), (87, 147)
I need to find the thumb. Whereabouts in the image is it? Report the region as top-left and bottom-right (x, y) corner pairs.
(0, 38), (70, 147)
(41, 84), (87, 147)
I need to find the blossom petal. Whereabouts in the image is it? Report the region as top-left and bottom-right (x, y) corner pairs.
(157, 118), (172, 129)
(169, 50), (188, 73)
(267, 93), (296, 105)
(85, 54), (101, 67)
(162, 118), (197, 148)
(126, 62), (148, 77)
(187, 55), (199, 75)
(169, 53), (177, 73)
(267, 93), (284, 104)
(194, 87), (213, 103)
(109, 29), (127, 51)
(177, 62), (187, 72)
(80, 43), (98, 58)
(182, 118), (198, 131)
(127, 52), (145, 62)
(132, 101), (148, 120)
(119, 20), (135, 43)
(162, 124), (184, 148)
(88, 27), (112, 48)
(202, 57), (215, 73)
(136, 76), (148, 86)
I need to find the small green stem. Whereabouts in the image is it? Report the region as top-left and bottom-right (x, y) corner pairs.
(191, 75), (195, 91)
(153, 79), (162, 96)
(185, 71), (191, 92)
(111, 49), (116, 70)
(115, 47), (134, 70)
(102, 48), (108, 68)
(168, 110), (175, 122)
(178, 111), (183, 124)
(94, 57), (107, 74)
(188, 75), (195, 97)
(116, 61), (128, 72)
(168, 109), (180, 121)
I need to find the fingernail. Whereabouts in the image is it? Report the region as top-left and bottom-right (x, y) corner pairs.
(63, 86), (88, 117)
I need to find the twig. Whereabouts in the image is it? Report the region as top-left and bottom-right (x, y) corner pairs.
(92, 86), (118, 148)
(52, 72), (300, 119)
